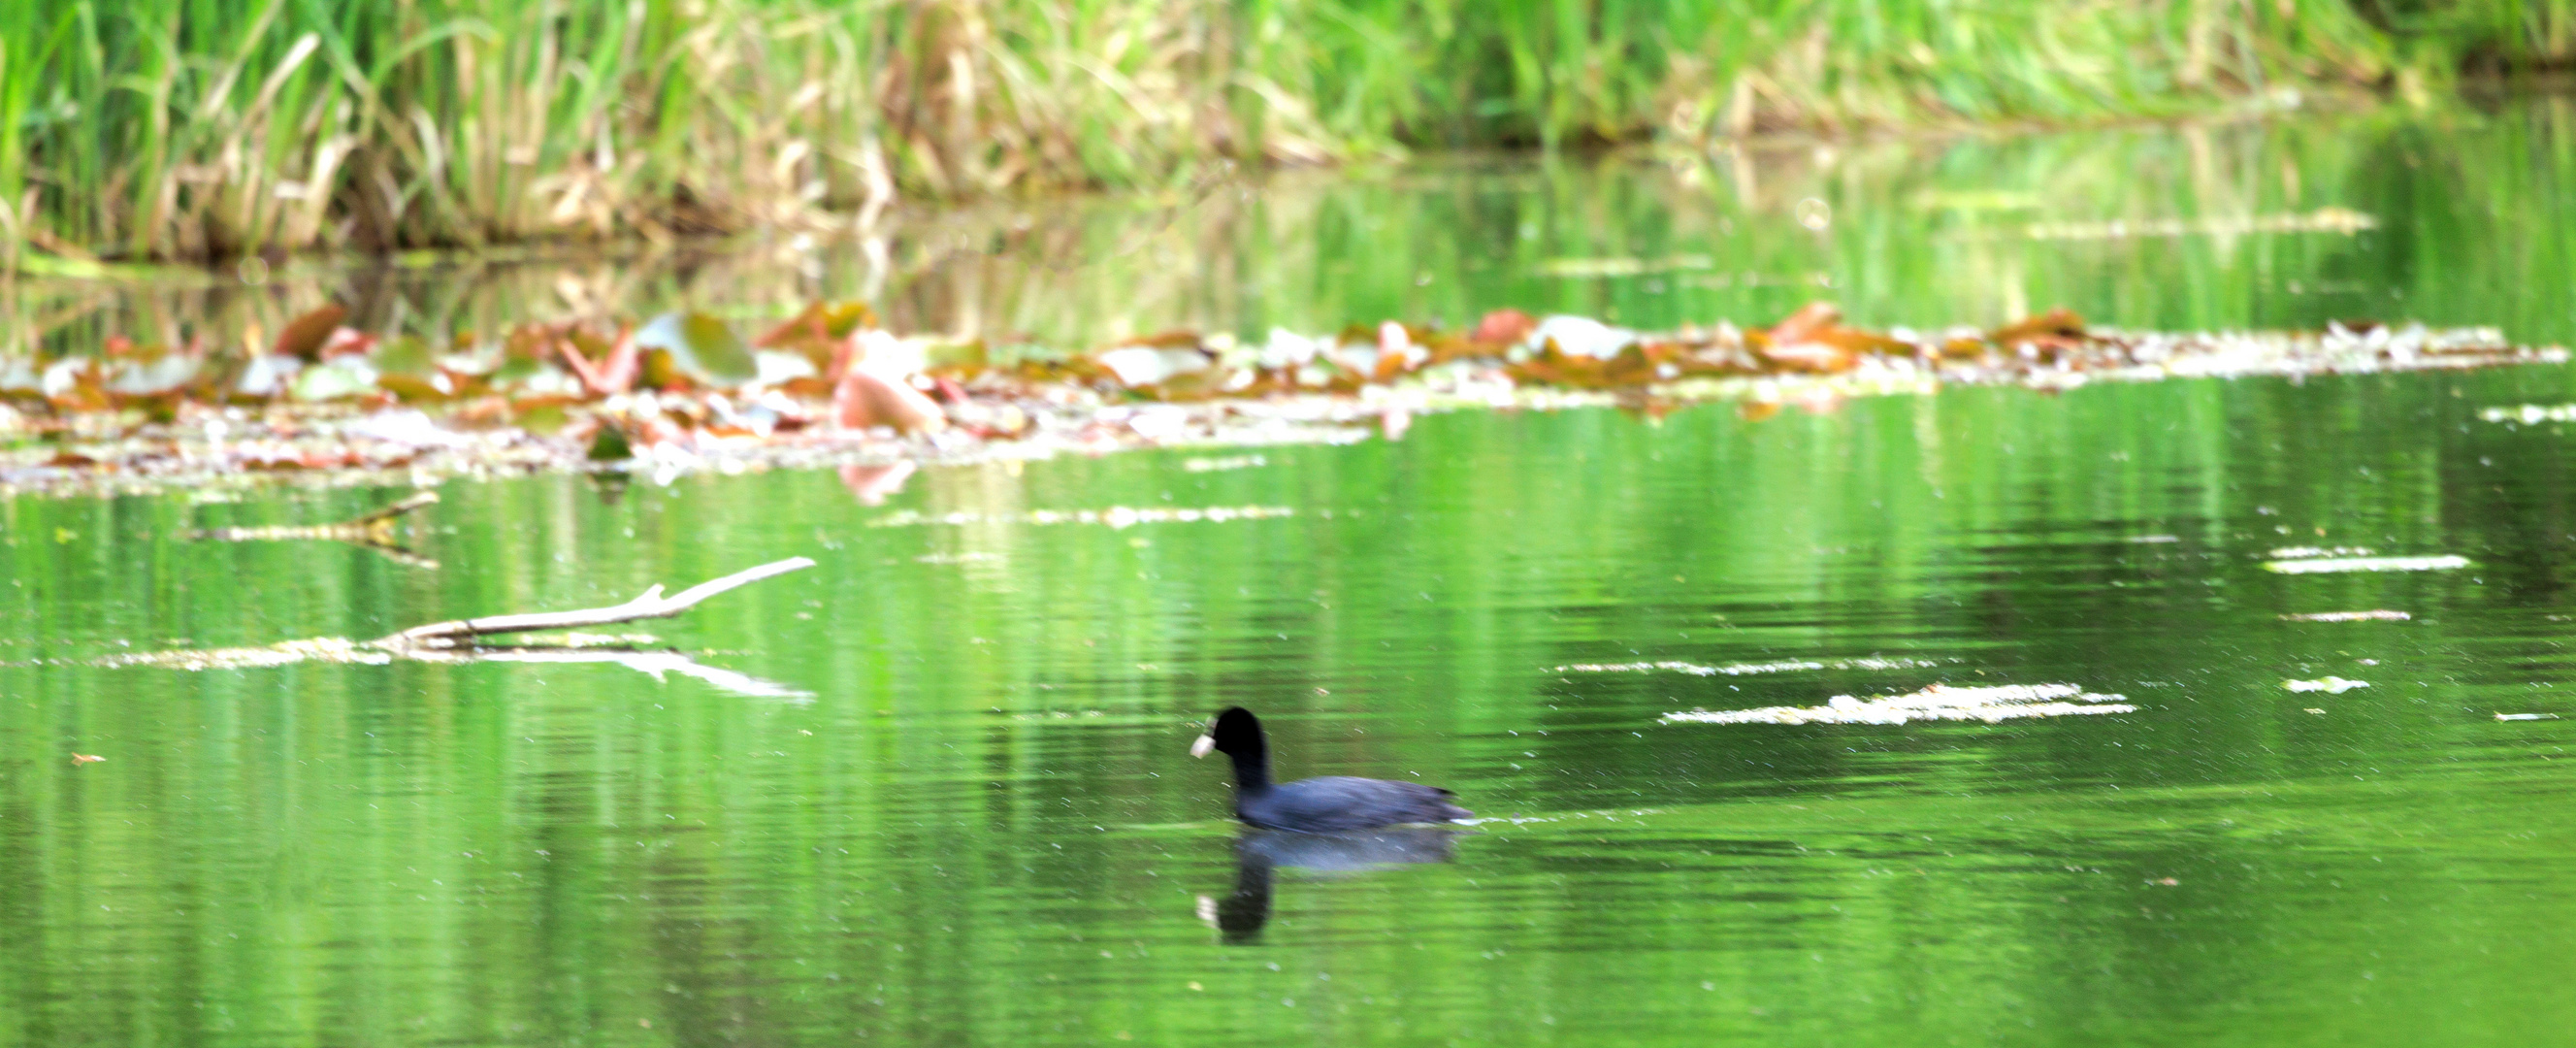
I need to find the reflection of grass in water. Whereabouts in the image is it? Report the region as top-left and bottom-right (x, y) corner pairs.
(3, 0), (2571, 263)
(8, 98), (2570, 365)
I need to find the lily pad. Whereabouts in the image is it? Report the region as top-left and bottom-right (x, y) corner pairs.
(274, 304), (348, 361)
(292, 358), (379, 401)
(371, 335), (439, 378)
(587, 424), (634, 461)
(634, 311), (757, 386)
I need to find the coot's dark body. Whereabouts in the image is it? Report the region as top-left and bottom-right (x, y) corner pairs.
(1192, 707), (1472, 832)
(1234, 775), (1470, 833)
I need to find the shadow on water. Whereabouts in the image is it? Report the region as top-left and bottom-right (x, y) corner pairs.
(1201, 828), (1463, 943)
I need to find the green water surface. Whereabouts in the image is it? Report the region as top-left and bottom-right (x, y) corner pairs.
(12, 365), (2576, 1045)
(6, 98), (2576, 1048)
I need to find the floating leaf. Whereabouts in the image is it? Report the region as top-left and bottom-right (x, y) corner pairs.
(1470, 309), (1538, 346)
(923, 339), (991, 377)
(1990, 307), (2089, 345)
(634, 312), (757, 386)
(489, 354), (546, 385)
(292, 358), (379, 402)
(371, 336), (453, 401)
(1809, 326), (1913, 354)
(637, 348), (688, 390)
(756, 301), (876, 369)
(104, 353), (202, 397)
(1752, 301), (1900, 370)
(1755, 342), (1856, 373)
(514, 401), (572, 435)
(502, 322), (557, 361)
(1094, 346), (1213, 388)
(1764, 302), (1842, 345)
(560, 325), (638, 395)
(833, 369), (946, 434)
(1371, 321), (1429, 380)
(1530, 315), (1636, 359)
(586, 423), (634, 461)
(274, 304), (348, 361)
(372, 335), (437, 378)
(819, 302), (877, 339)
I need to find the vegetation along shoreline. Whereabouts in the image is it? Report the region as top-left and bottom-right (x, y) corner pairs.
(4, 0), (2570, 265)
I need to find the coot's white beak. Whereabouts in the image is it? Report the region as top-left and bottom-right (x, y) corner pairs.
(1190, 734), (1216, 758)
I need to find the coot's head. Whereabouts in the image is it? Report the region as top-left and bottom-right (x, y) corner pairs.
(1190, 706), (1262, 760)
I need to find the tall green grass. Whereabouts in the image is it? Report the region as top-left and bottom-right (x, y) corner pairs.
(0, 0), (2566, 264)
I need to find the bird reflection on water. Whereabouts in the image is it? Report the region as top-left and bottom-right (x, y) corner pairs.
(1198, 827), (1462, 942)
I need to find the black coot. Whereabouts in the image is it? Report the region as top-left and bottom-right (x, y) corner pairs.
(1190, 707), (1473, 832)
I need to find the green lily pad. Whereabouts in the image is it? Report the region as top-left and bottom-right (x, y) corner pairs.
(634, 311), (757, 386)
(371, 335), (438, 378)
(291, 358), (377, 402)
(587, 424), (634, 461)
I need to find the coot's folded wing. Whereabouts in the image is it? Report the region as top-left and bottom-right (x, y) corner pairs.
(1252, 776), (1472, 832)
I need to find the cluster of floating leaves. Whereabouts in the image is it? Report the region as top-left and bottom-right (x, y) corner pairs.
(2, 296), (2561, 496)
(1661, 682), (2135, 726)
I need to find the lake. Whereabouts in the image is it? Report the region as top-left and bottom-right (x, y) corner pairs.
(4, 97), (2575, 1047)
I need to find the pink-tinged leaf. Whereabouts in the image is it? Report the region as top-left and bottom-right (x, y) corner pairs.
(561, 325), (638, 396)
(317, 326), (377, 358)
(1765, 301), (1842, 345)
(1755, 342), (1855, 373)
(1470, 309), (1537, 345)
(833, 369), (947, 434)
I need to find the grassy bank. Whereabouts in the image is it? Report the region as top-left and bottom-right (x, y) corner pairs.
(2, 0), (2568, 264)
